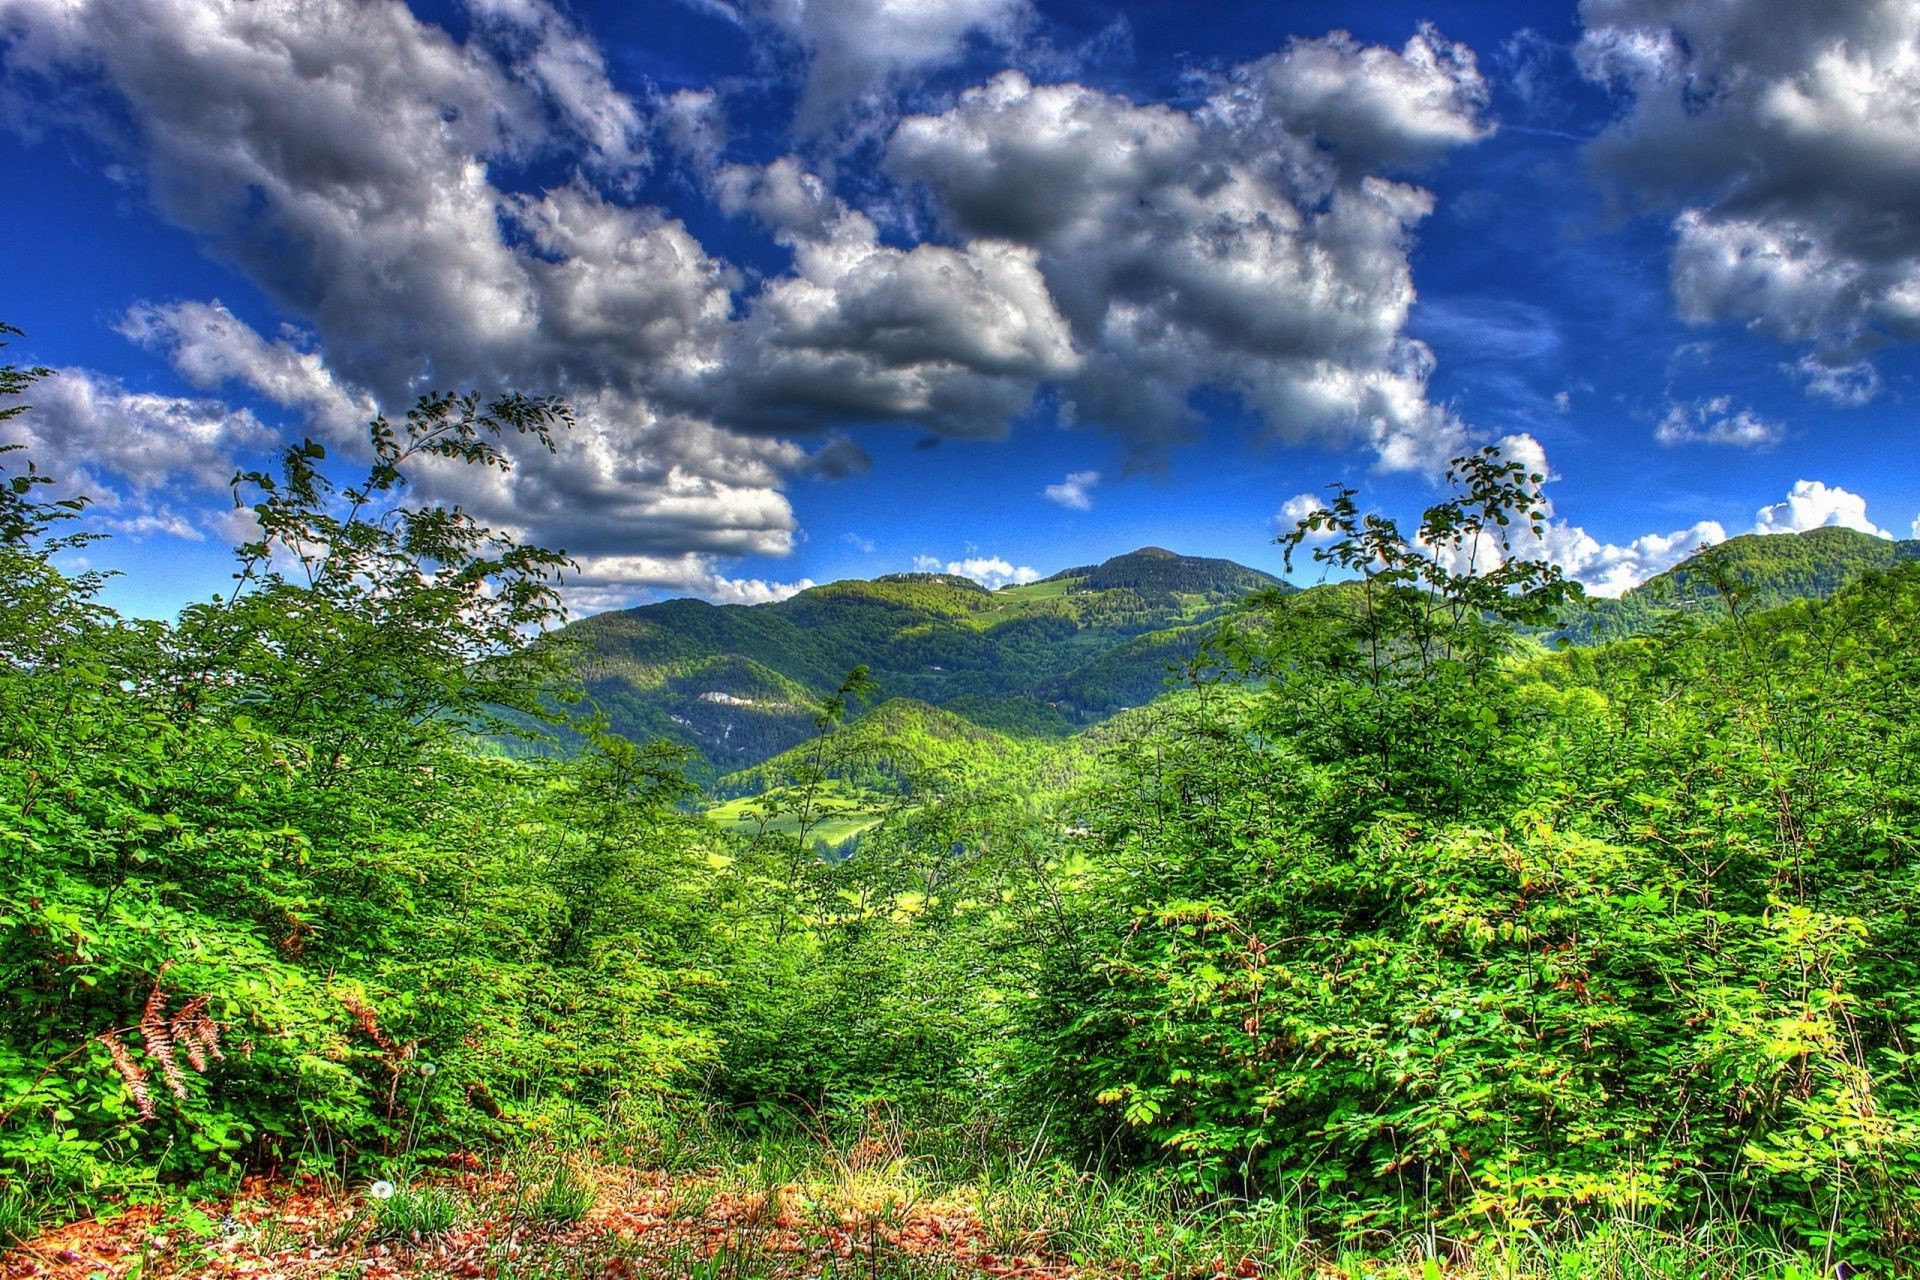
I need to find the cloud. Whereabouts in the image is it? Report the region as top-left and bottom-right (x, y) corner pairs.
(911, 553), (1040, 589)
(1785, 353), (1882, 406)
(0, 0), (1511, 610)
(707, 182), (1080, 437)
(117, 300), (375, 441)
(0, 367), (272, 539)
(467, 0), (650, 177)
(1535, 518), (1727, 597)
(1654, 395), (1783, 448)
(1276, 491), (1340, 544)
(1226, 22), (1493, 173)
(840, 531), (876, 553)
(744, 0), (1033, 129)
(1751, 479), (1891, 538)
(889, 27), (1492, 470)
(1042, 469), (1100, 511)
(1578, 0), (1920, 386)
(0, 0), (817, 601)
(557, 552), (815, 612)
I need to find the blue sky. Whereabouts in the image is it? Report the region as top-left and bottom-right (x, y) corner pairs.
(3, 0), (1918, 617)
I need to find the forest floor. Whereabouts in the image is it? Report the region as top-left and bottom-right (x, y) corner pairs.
(0, 1155), (1127, 1280)
(0, 1146), (1823, 1280)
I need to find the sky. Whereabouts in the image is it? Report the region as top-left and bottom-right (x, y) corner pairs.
(3, 0), (1920, 618)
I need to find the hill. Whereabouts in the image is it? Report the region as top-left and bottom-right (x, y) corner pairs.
(554, 548), (1288, 779)
(1557, 526), (1920, 644)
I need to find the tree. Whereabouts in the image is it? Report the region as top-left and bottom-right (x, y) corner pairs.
(169, 390), (577, 780)
(1219, 444), (1586, 822)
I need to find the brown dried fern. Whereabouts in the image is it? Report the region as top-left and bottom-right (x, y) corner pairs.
(99, 1030), (155, 1120)
(102, 978), (227, 1118)
(140, 982), (191, 1101)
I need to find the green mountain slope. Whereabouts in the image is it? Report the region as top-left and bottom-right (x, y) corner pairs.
(1558, 526), (1920, 644)
(714, 697), (1047, 798)
(555, 548), (1287, 778)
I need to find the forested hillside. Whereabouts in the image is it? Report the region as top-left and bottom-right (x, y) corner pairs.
(9, 361), (1920, 1278)
(1557, 525), (1920, 644)
(557, 550), (1286, 779)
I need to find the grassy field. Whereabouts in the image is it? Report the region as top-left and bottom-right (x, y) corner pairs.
(704, 782), (897, 849)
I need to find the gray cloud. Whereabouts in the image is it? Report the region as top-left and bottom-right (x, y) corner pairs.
(888, 28), (1492, 469)
(0, 0), (1506, 605)
(1579, 0), (1920, 386)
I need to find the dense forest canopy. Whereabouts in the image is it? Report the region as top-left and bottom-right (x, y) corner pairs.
(6, 345), (1920, 1275)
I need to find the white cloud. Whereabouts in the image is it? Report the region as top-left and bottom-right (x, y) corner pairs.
(558, 551), (815, 613)
(1751, 479), (1891, 538)
(745, 0), (1033, 128)
(1579, 0), (1920, 383)
(1654, 395), (1783, 448)
(1042, 469), (1100, 510)
(912, 553), (1040, 589)
(840, 531), (876, 553)
(1536, 518), (1727, 597)
(0, 367), (273, 541)
(117, 300), (375, 442)
(1785, 353), (1882, 406)
(0, 367), (268, 496)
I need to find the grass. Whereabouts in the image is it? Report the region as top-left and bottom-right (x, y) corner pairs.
(366, 1180), (461, 1242)
(0, 1185), (40, 1248)
(705, 783), (895, 848)
(0, 1117), (1834, 1280)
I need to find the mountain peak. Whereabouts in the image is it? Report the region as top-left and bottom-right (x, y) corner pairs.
(1127, 546), (1179, 559)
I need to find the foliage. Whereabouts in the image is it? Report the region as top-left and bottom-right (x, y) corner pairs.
(0, 352), (724, 1212)
(6, 342), (1920, 1277)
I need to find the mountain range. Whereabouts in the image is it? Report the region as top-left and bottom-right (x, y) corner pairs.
(552, 529), (1919, 787)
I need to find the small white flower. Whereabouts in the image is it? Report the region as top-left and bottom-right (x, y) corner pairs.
(369, 1180), (396, 1201)
(418, 1062), (437, 1078)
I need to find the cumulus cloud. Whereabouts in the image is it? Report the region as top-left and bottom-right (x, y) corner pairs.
(1578, 0), (1920, 386)
(1751, 479), (1891, 538)
(1535, 518), (1726, 597)
(1225, 23), (1494, 173)
(1043, 469), (1100, 510)
(889, 27), (1492, 469)
(744, 0), (1033, 128)
(0, 367), (272, 538)
(1654, 395), (1783, 448)
(708, 176), (1079, 437)
(911, 552), (1040, 589)
(0, 0), (1511, 608)
(0, 0), (810, 603)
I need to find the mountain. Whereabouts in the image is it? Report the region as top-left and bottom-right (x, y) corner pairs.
(1557, 526), (1920, 644)
(554, 548), (1286, 779)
